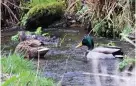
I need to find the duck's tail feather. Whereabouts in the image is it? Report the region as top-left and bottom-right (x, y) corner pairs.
(112, 49), (124, 58)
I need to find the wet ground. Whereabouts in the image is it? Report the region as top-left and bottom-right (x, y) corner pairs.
(1, 27), (135, 86)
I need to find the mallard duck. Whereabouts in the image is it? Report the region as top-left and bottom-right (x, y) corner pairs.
(76, 35), (123, 61)
(15, 39), (49, 59)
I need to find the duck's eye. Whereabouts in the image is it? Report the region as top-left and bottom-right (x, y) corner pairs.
(82, 39), (88, 45)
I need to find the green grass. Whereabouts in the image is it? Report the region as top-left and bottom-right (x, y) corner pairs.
(119, 57), (135, 71)
(2, 54), (34, 74)
(29, 0), (59, 7)
(2, 71), (54, 86)
(1, 54), (54, 86)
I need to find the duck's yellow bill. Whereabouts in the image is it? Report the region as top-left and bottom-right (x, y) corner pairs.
(76, 42), (83, 48)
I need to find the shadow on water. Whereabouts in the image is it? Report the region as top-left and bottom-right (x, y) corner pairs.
(1, 27), (135, 86)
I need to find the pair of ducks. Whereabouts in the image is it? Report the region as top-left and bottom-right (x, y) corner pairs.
(15, 31), (123, 60)
(76, 35), (123, 61)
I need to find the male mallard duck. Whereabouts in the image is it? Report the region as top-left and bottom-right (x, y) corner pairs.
(76, 35), (123, 61)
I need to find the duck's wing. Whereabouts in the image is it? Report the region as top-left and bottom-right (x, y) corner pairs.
(28, 39), (42, 47)
(92, 47), (121, 54)
(87, 51), (115, 59)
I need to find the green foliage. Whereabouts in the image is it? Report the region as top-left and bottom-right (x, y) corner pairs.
(75, 0), (82, 11)
(76, 5), (89, 16)
(21, 14), (28, 27)
(1, 54), (54, 86)
(35, 27), (42, 35)
(120, 24), (133, 40)
(2, 71), (54, 86)
(2, 76), (17, 86)
(26, 31), (32, 35)
(1, 54), (34, 74)
(21, 1), (65, 26)
(29, 0), (58, 7)
(42, 33), (50, 36)
(93, 19), (117, 37)
(11, 34), (19, 41)
(74, 0), (134, 38)
(119, 57), (135, 71)
(76, 4), (91, 24)
(35, 27), (50, 36)
(93, 21), (104, 35)
(119, 25), (135, 46)
(107, 41), (115, 46)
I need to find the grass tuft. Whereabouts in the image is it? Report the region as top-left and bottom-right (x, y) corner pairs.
(1, 54), (54, 86)
(2, 54), (34, 74)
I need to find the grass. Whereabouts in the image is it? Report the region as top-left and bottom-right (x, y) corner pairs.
(29, 0), (59, 7)
(2, 71), (54, 86)
(119, 57), (135, 71)
(66, 0), (135, 38)
(2, 54), (34, 74)
(1, 54), (54, 86)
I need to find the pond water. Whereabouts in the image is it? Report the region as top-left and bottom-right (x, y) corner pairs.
(1, 27), (135, 86)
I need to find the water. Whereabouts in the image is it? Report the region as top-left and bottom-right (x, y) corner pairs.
(1, 27), (135, 86)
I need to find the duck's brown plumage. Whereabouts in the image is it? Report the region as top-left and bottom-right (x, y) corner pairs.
(15, 39), (49, 58)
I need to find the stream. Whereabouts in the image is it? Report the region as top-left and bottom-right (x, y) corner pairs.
(1, 27), (135, 86)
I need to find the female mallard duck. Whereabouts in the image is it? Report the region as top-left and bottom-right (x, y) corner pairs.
(15, 39), (49, 58)
(15, 32), (49, 58)
(76, 35), (123, 61)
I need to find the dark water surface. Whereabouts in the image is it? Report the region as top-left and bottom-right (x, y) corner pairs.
(1, 27), (135, 86)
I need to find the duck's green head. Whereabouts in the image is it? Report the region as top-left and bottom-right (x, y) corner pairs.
(76, 35), (94, 50)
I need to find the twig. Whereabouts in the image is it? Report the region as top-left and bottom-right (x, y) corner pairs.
(35, 48), (40, 86)
(66, 0), (78, 12)
(122, 36), (136, 47)
(59, 34), (67, 46)
(57, 56), (70, 86)
(7, 1), (30, 9)
(88, 2), (116, 35)
(2, 3), (19, 22)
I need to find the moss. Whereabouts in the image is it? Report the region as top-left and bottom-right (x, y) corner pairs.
(21, 1), (66, 29)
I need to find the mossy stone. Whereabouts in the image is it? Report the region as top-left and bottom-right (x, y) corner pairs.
(21, 2), (66, 30)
